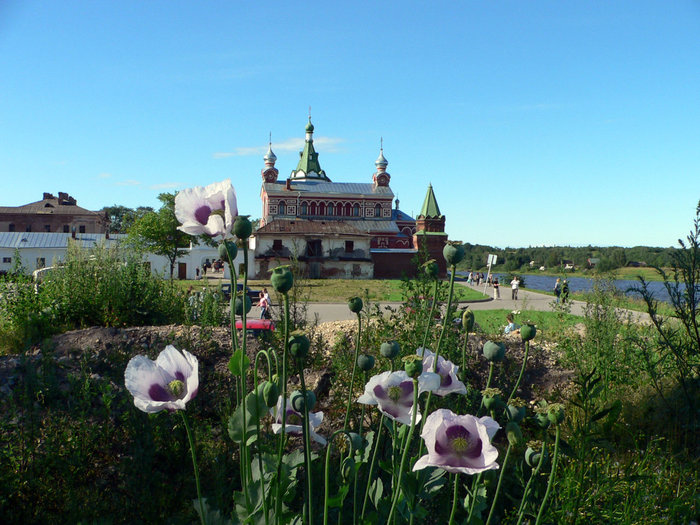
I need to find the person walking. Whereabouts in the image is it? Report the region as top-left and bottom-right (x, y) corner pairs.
(562, 280), (570, 304)
(493, 277), (500, 299)
(510, 276), (520, 300)
(257, 291), (269, 320)
(554, 278), (562, 304)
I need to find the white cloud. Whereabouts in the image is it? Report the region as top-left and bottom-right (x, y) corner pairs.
(150, 182), (181, 190)
(98, 172), (112, 179)
(213, 136), (345, 158)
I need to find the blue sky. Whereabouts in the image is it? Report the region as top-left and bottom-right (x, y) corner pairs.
(1, 1), (699, 248)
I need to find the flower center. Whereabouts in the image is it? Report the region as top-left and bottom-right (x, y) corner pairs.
(287, 413), (302, 425)
(387, 385), (403, 402)
(451, 436), (470, 453)
(168, 380), (186, 399)
(194, 205), (212, 225)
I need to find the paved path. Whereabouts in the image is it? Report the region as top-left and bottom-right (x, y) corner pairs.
(301, 280), (588, 323)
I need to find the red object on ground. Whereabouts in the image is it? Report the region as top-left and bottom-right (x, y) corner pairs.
(235, 319), (275, 331)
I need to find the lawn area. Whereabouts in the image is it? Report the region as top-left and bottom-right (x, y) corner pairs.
(471, 308), (581, 337)
(174, 277), (488, 303)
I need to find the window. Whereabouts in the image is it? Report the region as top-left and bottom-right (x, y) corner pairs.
(273, 239), (283, 251)
(327, 203), (334, 216)
(375, 204), (382, 218)
(345, 241), (354, 253)
(353, 204), (360, 216)
(301, 202), (308, 215)
(344, 203), (351, 216)
(2, 257), (11, 264)
(8, 224), (15, 232)
(79, 225), (86, 233)
(63, 225), (70, 233)
(305, 239), (322, 257)
(310, 202), (317, 215)
(25, 225), (32, 232)
(279, 201), (286, 215)
(44, 225), (51, 232)
(319, 203), (325, 215)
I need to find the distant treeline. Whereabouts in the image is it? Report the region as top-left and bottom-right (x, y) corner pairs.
(455, 243), (677, 272)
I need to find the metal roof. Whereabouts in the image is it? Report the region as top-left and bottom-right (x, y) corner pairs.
(351, 220), (400, 233)
(263, 180), (393, 197)
(255, 219), (369, 236)
(0, 199), (101, 216)
(0, 232), (127, 249)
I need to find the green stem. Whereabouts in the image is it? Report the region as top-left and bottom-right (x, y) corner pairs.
(516, 435), (548, 524)
(240, 243), (252, 510)
(275, 293), (291, 522)
(361, 414), (385, 519)
(387, 378), (419, 524)
(461, 328), (469, 380)
(486, 443), (512, 525)
(253, 352), (273, 525)
(466, 472), (482, 523)
(181, 412), (207, 525)
(508, 340), (530, 404)
(477, 363), (495, 417)
(535, 425), (560, 525)
(448, 473), (460, 525)
(420, 277), (440, 352)
(343, 312), (362, 431)
(298, 358), (314, 525)
(324, 431), (353, 525)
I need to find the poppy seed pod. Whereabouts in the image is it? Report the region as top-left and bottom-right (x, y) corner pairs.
(423, 259), (439, 279)
(525, 445), (548, 468)
(233, 215), (252, 240)
(218, 240), (238, 262)
(507, 404), (526, 423)
(483, 393), (503, 411)
(506, 421), (524, 447)
(535, 411), (551, 429)
(443, 242), (465, 266)
(462, 309), (475, 333)
(547, 404), (565, 425)
(288, 332), (310, 359)
(403, 355), (423, 379)
(234, 294), (252, 315)
(291, 389), (316, 412)
(482, 341), (506, 362)
(357, 354), (375, 372)
(261, 380), (279, 408)
(520, 324), (537, 342)
(270, 265), (293, 294)
(347, 296), (363, 314)
(380, 341), (401, 359)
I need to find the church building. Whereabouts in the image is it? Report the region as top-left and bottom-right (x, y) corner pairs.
(252, 119), (447, 279)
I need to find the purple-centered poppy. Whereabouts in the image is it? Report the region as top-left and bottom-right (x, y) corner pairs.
(174, 179), (237, 237)
(413, 409), (500, 475)
(124, 345), (199, 413)
(417, 348), (467, 396)
(270, 396), (327, 446)
(357, 370), (440, 425)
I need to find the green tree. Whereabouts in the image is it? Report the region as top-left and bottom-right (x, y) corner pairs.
(128, 193), (190, 279)
(101, 204), (154, 233)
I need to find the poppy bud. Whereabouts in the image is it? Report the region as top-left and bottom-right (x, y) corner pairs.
(341, 456), (355, 483)
(288, 332), (310, 359)
(535, 411), (551, 429)
(270, 265), (293, 294)
(423, 259), (439, 279)
(261, 381), (279, 408)
(547, 404), (565, 425)
(218, 240), (238, 262)
(291, 390), (316, 412)
(380, 341), (401, 359)
(462, 309), (475, 333)
(233, 215), (252, 240)
(346, 432), (365, 452)
(506, 404), (526, 423)
(357, 354), (375, 372)
(525, 444), (548, 468)
(347, 296), (363, 314)
(234, 294), (252, 315)
(520, 324), (537, 342)
(506, 421), (524, 447)
(482, 341), (506, 362)
(443, 242), (465, 266)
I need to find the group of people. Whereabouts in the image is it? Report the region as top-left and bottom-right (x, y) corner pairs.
(257, 288), (271, 319)
(195, 259), (227, 280)
(553, 278), (570, 304)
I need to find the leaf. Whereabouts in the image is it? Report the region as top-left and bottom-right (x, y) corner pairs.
(326, 484), (350, 508)
(369, 477), (384, 509)
(228, 389), (267, 445)
(419, 466), (447, 496)
(228, 349), (250, 377)
(195, 497), (236, 525)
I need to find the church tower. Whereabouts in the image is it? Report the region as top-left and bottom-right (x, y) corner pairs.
(289, 117), (330, 181)
(261, 139), (279, 183)
(413, 184), (448, 276)
(372, 142), (390, 187)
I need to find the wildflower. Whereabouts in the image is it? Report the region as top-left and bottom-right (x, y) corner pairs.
(174, 179), (237, 237)
(357, 370), (439, 425)
(413, 409), (500, 475)
(124, 345), (199, 413)
(271, 395), (327, 446)
(416, 348), (467, 396)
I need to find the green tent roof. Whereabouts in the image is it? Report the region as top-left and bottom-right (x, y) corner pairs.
(418, 184), (442, 218)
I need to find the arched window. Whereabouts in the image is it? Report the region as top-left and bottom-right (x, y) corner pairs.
(319, 202), (325, 215)
(310, 202), (317, 215)
(327, 203), (334, 216)
(279, 201), (286, 215)
(301, 201), (308, 215)
(344, 203), (351, 216)
(353, 203), (360, 216)
(375, 204), (382, 218)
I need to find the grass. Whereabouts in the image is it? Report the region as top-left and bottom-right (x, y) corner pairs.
(471, 309), (582, 337)
(175, 278), (488, 303)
